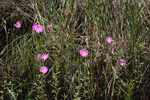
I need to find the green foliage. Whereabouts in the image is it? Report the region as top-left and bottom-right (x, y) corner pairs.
(0, 0), (150, 100)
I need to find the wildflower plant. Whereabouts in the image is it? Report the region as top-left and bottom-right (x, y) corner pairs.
(32, 24), (44, 33)
(48, 24), (52, 30)
(105, 36), (112, 44)
(40, 66), (48, 74)
(119, 58), (126, 67)
(2, 0), (150, 99)
(36, 54), (41, 60)
(41, 53), (49, 60)
(14, 21), (21, 28)
(80, 49), (88, 57)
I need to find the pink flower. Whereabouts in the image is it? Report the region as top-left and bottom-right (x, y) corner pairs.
(40, 66), (48, 74)
(32, 24), (44, 33)
(119, 58), (126, 67)
(48, 24), (52, 30)
(105, 36), (112, 44)
(36, 54), (41, 60)
(41, 53), (48, 60)
(14, 21), (21, 28)
(80, 49), (88, 57)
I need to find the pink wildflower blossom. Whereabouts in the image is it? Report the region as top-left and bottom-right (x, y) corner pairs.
(41, 53), (49, 60)
(36, 54), (41, 60)
(119, 58), (126, 67)
(80, 49), (88, 57)
(14, 21), (21, 28)
(40, 66), (48, 74)
(32, 24), (43, 33)
(105, 36), (112, 44)
(48, 24), (52, 30)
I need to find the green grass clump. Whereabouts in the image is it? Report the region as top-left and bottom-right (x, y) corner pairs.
(0, 0), (150, 100)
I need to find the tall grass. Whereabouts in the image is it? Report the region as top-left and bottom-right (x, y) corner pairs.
(0, 0), (150, 100)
